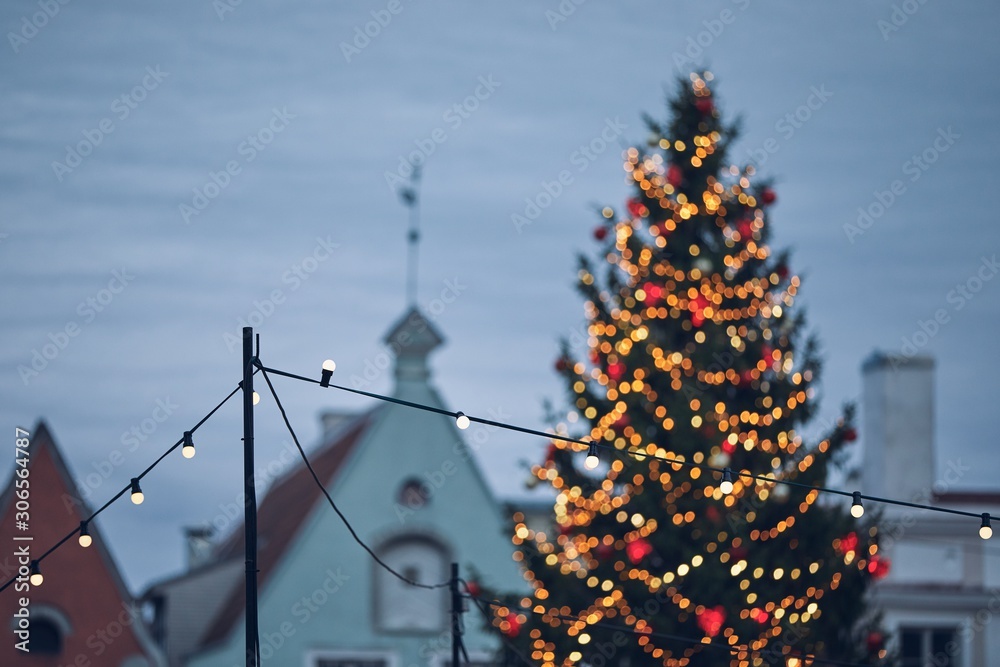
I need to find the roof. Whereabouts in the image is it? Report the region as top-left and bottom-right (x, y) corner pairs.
(0, 421), (165, 666)
(0, 422), (134, 610)
(199, 409), (376, 647)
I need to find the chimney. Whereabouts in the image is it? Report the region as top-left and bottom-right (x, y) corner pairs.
(184, 526), (215, 570)
(861, 352), (935, 502)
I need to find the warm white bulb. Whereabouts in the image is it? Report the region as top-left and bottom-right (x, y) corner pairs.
(29, 573), (43, 586)
(720, 480), (734, 495)
(322, 359), (336, 372)
(182, 444), (196, 459)
(131, 491), (144, 505)
(982, 525), (993, 540)
(851, 503), (865, 518)
(79, 534), (93, 548)
(455, 412), (471, 430)
(585, 454), (600, 470)
(631, 513), (644, 528)
(252, 391), (260, 405)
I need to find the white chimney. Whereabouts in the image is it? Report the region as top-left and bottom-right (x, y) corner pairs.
(861, 352), (935, 502)
(184, 526), (215, 570)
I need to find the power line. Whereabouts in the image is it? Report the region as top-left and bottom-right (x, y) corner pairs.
(257, 363), (995, 534)
(257, 363), (450, 590)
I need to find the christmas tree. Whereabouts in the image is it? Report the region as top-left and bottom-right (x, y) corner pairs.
(490, 73), (888, 666)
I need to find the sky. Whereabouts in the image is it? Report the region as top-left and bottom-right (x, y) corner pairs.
(2, 0), (999, 593)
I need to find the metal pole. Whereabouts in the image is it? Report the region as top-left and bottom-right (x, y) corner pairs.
(450, 562), (461, 667)
(243, 327), (258, 667)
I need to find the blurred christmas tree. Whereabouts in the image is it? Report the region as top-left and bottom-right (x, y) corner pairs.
(489, 73), (888, 666)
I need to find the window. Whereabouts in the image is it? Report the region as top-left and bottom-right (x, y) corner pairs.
(398, 478), (431, 509)
(900, 627), (961, 666)
(10, 605), (70, 656)
(31, 618), (62, 654)
(374, 535), (448, 633)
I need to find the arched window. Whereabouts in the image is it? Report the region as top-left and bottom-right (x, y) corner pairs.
(373, 535), (448, 633)
(10, 605), (69, 656)
(31, 619), (62, 654)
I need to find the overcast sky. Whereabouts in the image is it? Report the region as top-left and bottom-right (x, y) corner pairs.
(2, 1), (998, 593)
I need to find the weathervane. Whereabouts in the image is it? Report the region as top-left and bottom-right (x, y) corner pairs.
(398, 166), (422, 308)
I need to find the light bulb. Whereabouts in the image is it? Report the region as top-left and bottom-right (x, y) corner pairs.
(182, 431), (196, 459)
(79, 522), (92, 548)
(631, 513), (644, 528)
(320, 359), (336, 387)
(252, 391), (260, 406)
(851, 492), (865, 518)
(455, 412), (471, 430)
(130, 478), (144, 505)
(29, 562), (42, 586)
(981, 514), (993, 540)
(720, 468), (734, 495)
(584, 442), (600, 470)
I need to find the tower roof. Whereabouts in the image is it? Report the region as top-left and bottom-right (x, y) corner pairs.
(382, 307), (445, 386)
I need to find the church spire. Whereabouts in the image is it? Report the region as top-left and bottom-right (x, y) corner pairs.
(398, 166), (422, 308)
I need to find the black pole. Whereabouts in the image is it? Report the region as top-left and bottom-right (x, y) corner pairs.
(450, 562), (461, 667)
(243, 327), (258, 667)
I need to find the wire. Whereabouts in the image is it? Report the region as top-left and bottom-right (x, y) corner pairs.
(471, 595), (880, 667)
(257, 364), (994, 526)
(256, 363), (450, 590)
(0, 380), (246, 595)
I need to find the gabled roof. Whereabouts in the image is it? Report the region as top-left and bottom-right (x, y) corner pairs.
(0, 421), (134, 609)
(199, 409), (377, 646)
(0, 421), (165, 666)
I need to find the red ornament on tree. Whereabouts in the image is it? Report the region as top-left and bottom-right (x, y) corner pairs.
(545, 442), (558, 462)
(595, 542), (615, 560)
(593, 225), (608, 241)
(695, 97), (714, 115)
(843, 427), (858, 442)
(690, 294), (710, 328)
(737, 219), (753, 240)
(750, 607), (770, 624)
(626, 538), (653, 564)
(739, 369), (756, 387)
(607, 362), (625, 382)
(465, 580), (481, 598)
(627, 198), (646, 218)
(667, 164), (682, 188)
(721, 440), (736, 455)
(868, 554), (891, 580)
(776, 264), (789, 280)
(555, 357), (569, 372)
(838, 531), (859, 556)
(867, 632), (884, 653)
(504, 615), (521, 638)
(760, 187), (776, 205)
(696, 606), (725, 636)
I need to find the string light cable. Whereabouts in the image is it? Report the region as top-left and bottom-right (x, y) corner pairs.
(258, 363), (995, 538)
(467, 593), (881, 667)
(256, 362), (450, 590)
(0, 378), (248, 594)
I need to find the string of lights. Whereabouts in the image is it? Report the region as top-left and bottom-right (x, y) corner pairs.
(257, 362), (450, 590)
(259, 363), (995, 539)
(468, 594), (877, 667)
(0, 379), (247, 594)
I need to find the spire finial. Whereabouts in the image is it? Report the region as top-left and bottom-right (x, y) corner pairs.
(399, 166), (422, 308)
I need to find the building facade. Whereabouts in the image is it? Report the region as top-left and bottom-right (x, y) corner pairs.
(861, 353), (1000, 666)
(0, 423), (164, 667)
(147, 308), (524, 667)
